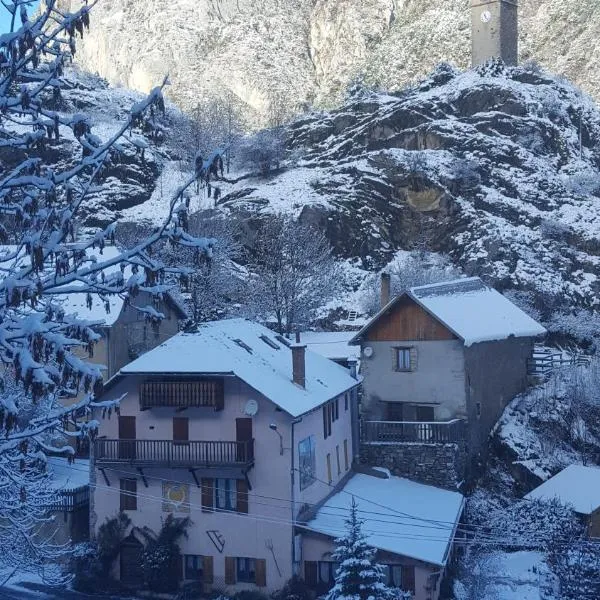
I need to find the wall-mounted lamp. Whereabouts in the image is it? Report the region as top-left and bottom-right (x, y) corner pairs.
(269, 423), (284, 455)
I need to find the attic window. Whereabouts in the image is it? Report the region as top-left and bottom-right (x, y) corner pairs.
(275, 335), (291, 348)
(260, 335), (280, 350)
(233, 339), (253, 354)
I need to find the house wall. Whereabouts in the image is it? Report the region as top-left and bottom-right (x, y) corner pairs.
(105, 292), (181, 379)
(91, 374), (358, 592)
(463, 336), (533, 457)
(293, 392), (354, 511)
(301, 532), (442, 600)
(360, 340), (467, 420)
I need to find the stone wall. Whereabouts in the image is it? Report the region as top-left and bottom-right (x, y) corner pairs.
(359, 442), (466, 491)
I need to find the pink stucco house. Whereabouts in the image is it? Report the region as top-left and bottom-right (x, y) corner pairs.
(90, 318), (361, 592)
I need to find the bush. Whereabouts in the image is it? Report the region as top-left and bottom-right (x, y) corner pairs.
(271, 576), (313, 600)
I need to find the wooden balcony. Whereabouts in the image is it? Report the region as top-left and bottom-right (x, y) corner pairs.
(361, 420), (465, 444)
(94, 439), (254, 468)
(139, 380), (224, 411)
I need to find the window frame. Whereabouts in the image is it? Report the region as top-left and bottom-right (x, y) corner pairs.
(385, 564), (403, 588)
(317, 561), (339, 584)
(184, 554), (204, 581)
(236, 557), (256, 583)
(214, 478), (237, 512)
(395, 347), (412, 372)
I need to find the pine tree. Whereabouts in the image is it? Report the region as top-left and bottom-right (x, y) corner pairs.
(326, 497), (401, 600)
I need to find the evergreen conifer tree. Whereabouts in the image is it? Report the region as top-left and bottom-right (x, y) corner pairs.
(326, 497), (404, 600)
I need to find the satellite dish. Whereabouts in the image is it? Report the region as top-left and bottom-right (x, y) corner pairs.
(244, 399), (259, 417)
(363, 346), (374, 358)
(481, 10), (492, 23)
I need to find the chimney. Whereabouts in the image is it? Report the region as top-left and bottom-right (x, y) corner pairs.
(291, 331), (306, 388)
(347, 357), (359, 380)
(380, 272), (391, 308)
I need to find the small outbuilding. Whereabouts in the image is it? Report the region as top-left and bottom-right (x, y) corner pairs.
(525, 464), (600, 537)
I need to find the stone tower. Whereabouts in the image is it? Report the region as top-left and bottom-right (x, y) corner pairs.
(471, 0), (518, 66)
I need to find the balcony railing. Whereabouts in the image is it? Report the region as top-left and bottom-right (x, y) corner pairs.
(139, 380), (224, 411)
(44, 487), (90, 512)
(94, 439), (254, 468)
(362, 420), (465, 444)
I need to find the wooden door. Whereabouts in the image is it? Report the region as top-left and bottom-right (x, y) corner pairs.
(416, 406), (434, 421)
(118, 416), (136, 459)
(415, 406), (434, 442)
(120, 536), (144, 587)
(236, 417), (253, 461)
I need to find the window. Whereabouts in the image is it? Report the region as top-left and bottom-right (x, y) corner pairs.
(385, 565), (415, 593)
(395, 347), (412, 371)
(343, 439), (349, 471)
(323, 403), (332, 439)
(298, 436), (316, 490)
(476, 402), (482, 418)
(386, 402), (404, 421)
(184, 555), (204, 581)
(326, 453), (332, 484)
(334, 398), (339, 421)
(120, 478), (137, 511)
(318, 561), (339, 584)
(236, 557), (256, 583)
(336, 445), (341, 475)
(215, 479), (237, 511)
(344, 392), (349, 411)
(386, 565), (403, 588)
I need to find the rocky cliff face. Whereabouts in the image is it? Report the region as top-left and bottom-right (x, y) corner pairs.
(63, 0), (600, 121)
(212, 61), (600, 313)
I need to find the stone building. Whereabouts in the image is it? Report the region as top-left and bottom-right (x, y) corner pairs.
(351, 276), (545, 487)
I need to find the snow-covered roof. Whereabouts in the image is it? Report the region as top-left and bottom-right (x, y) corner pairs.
(300, 331), (360, 362)
(304, 473), (464, 566)
(48, 458), (89, 492)
(525, 464), (600, 515)
(351, 277), (545, 347)
(120, 319), (359, 417)
(0, 244), (187, 327)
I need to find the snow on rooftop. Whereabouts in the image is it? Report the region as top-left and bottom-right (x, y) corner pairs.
(300, 331), (360, 362)
(408, 277), (546, 346)
(48, 457), (89, 492)
(120, 319), (358, 417)
(305, 473), (464, 566)
(525, 464), (600, 515)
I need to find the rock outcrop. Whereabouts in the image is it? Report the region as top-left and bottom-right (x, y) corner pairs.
(60, 0), (600, 122)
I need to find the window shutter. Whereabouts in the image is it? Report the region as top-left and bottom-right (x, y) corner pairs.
(203, 556), (214, 584)
(224, 556), (236, 585)
(201, 478), (214, 512)
(236, 479), (249, 514)
(255, 558), (267, 587)
(304, 561), (318, 586)
(401, 565), (416, 592)
(173, 417), (189, 441)
(323, 406), (328, 439)
(391, 347), (398, 370)
(409, 347), (418, 372)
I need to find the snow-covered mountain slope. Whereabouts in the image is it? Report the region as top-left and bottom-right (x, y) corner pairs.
(212, 63), (600, 310)
(60, 0), (600, 121)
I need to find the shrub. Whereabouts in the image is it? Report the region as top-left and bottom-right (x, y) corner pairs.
(233, 591), (270, 600)
(271, 576), (313, 600)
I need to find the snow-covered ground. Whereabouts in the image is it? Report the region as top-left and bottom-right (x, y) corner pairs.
(455, 551), (551, 600)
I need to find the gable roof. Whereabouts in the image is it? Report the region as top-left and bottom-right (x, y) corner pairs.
(303, 472), (464, 566)
(120, 318), (359, 417)
(300, 331), (361, 362)
(525, 464), (600, 515)
(351, 277), (545, 347)
(0, 244), (188, 326)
